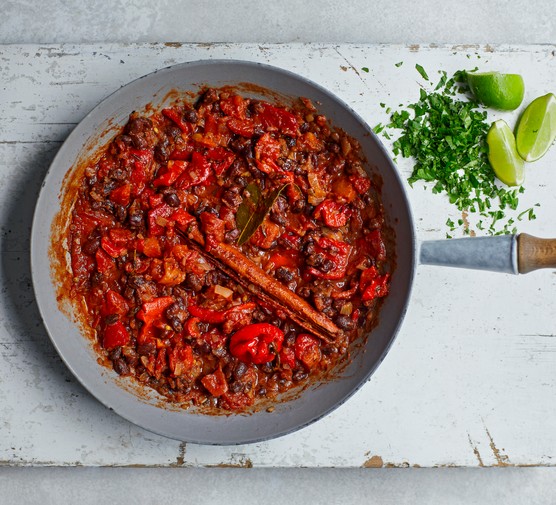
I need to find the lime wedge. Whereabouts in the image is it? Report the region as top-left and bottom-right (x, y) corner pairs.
(467, 72), (525, 110)
(487, 120), (525, 186)
(515, 93), (556, 162)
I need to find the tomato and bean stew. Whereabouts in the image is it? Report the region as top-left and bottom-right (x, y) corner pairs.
(67, 87), (391, 411)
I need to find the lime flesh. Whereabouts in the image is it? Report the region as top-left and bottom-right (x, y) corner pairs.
(487, 120), (525, 186)
(467, 72), (525, 111)
(515, 93), (556, 162)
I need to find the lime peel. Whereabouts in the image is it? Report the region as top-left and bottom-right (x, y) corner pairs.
(516, 93), (556, 162)
(467, 71), (525, 111)
(487, 120), (525, 187)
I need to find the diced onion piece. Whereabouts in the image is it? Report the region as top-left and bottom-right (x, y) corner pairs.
(308, 172), (326, 206)
(214, 284), (233, 299)
(156, 216), (169, 227)
(340, 302), (353, 316)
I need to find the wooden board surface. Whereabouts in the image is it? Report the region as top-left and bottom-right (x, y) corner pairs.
(1, 43), (556, 467)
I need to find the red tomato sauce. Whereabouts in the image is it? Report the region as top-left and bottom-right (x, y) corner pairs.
(66, 87), (391, 411)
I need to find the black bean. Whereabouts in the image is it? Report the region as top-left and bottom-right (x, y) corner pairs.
(164, 192), (180, 207)
(128, 210), (143, 229)
(104, 314), (119, 325)
(114, 204), (127, 223)
(222, 187), (242, 208)
(284, 136), (296, 148)
(185, 272), (204, 292)
(335, 315), (355, 330)
(126, 116), (153, 135)
(293, 370), (308, 382)
(275, 267), (295, 282)
(230, 382), (243, 393)
(108, 347), (122, 360)
(297, 286), (312, 299)
(234, 361), (248, 380)
(169, 316), (183, 333)
(137, 342), (156, 355)
(113, 358), (130, 376)
(154, 141), (170, 164)
(299, 122), (310, 133)
(82, 230), (101, 255)
(224, 229), (240, 244)
(183, 109), (198, 123)
(320, 259), (335, 273)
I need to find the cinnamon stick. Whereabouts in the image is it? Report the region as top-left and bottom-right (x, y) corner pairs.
(179, 229), (342, 343)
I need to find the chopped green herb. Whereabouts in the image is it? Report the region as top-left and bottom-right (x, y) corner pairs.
(383, 69), (534, 235)
(372, 123), (385, 134)
(415, 64), (429, 80)
(362, 67), (370, 73)
(395, 61), (404, 67)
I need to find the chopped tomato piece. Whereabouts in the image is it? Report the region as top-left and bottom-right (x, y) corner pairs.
(201, 369), (228, 397)
(175, 151), (211, 189)
(153, 160), (187, 187)
(136, 296), (174, 325)
(200, 211), (225, 249)
(294, 334), (321, 369)
(255, 133), (282, 173)
(109, 184), (131, 206)
(168, 345), (194, 376)
(103, 320), (130, 349)
(138, 237), (162, 258)
(350, 175), (371, 194)
(219, 95), (248, 119)
(205, 147), (235, 176)
(227, 118), (255, 137)
(100, 235), (127, 258)
(313, 199), (350, 228)
(258, 102), (298, 137)
(162, 107), (192, 134)
(307, 236), (351, 280)
(279, 346), (296, 369)
(95, 248), (115, 273)
(360, 266), (389, 301)
(102, 290), (130, 316)
(171, 208), (195, 231)
(148, 204), (173, 236)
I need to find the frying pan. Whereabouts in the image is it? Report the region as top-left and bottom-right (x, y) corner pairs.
(30, 60), (556, 445)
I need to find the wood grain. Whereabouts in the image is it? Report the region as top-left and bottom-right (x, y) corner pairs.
(518, 234), (556, 273)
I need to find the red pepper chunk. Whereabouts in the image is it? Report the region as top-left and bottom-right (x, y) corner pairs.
(294, 334), (321, 369)
(137, 237), (162, 258)
(168, 345), (194, 377)
(279, 346), (296, 369)
(227, 118), (255, 138)
(136, 296), (175, 325)
(153, 160), (187, 187)
(100, 235), (127, 258)
(175, 152), (211, 189)
(254, 133), (282, 173)
(95, 248), (115, 273)
(129, 149), (152, 197)
(162, 107), (192, 134)
(360, 266), (389, 301)
(102, 290), (130, 316)
(188, 303), (257, 324)
(350, 175), (371, 194)
(229, 323), (284, 365)
(314, 199), (349, 228)
(258, 102), (298, 137)
(307, 236), (351, 280)
(205, 147), (235, 176)
(201, 368), (228, 397)
(109, 184), (131, 206)
(148, 204), (174, 236)
(103, 320), (130, 350)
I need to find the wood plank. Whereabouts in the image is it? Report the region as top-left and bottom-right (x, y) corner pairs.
(1, 43), (555, 467)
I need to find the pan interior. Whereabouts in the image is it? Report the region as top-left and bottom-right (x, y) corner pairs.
(31, 60), (416, 444)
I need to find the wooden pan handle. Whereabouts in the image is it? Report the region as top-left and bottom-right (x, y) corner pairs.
(518, 234), (556, 273)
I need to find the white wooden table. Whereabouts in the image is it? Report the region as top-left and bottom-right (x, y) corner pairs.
(1, 43), (555, 468)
